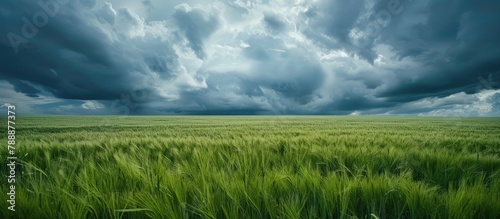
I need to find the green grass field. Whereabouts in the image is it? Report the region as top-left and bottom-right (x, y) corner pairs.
(1, 116), (500, 218)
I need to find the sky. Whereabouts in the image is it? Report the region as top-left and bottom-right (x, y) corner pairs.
(0, 0), (499, 116)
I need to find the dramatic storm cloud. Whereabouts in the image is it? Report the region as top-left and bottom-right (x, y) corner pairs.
(0, 0), (499, 116)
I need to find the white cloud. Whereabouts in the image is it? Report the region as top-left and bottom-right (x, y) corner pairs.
(417, 90), (500, 117)
(82, 101), (105, 110)
(0, 81), (61, 114)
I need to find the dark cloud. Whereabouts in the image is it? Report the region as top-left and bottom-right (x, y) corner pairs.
(8, 80), (40, 97)
(142, 0), (152, 11)
(241, 35), (325, 104)
(173, 4), (219, 59)
(78, 0), (97, 9)
(314, 0), (364, 42)
(299, 0), (378, 61)
(0, 0), (184, 103)
(371, 0), (500, 103)
(263, 13), (286, 33)
(0, 0), (133, 100)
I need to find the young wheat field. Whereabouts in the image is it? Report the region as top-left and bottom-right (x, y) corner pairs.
(1, 116), (500, 219)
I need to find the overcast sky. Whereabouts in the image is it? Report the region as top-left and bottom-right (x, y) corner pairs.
(1, 0), (499, 116)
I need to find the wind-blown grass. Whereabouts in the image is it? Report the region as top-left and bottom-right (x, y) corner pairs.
(1, 116), (500, 218)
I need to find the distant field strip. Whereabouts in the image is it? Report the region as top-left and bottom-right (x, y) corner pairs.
(1, 116), (500, 218)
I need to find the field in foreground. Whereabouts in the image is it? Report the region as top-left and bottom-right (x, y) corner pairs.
(1, 116), (500, 219)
